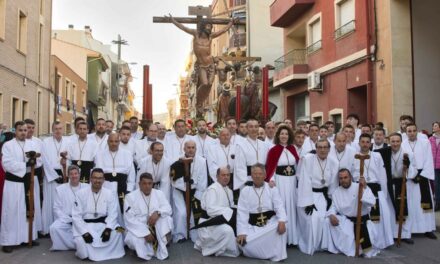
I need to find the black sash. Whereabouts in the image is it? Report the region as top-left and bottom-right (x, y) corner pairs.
(54, 169), (64, 184)
(312, 187), (332, 210)
(192, 208), (237, 235)
(72, 160), (95, 183)
(367, 183), (381, 222)
(414, 169), (434, 211)
(177, 188), (205, 225)
(35, 166), (44, 208)
(246, 166), (252, 176)
(104, 173), (128, 213)
(347, 215), (372, 252)
(5, 172), (32, 216)
(249, 211), (275, 227)
(84, 216), (107, 224)
(392, 178), (408, 222)
(276, 165), (296, 176)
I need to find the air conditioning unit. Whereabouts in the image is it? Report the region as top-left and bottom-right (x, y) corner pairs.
(307, 71), (322, 91)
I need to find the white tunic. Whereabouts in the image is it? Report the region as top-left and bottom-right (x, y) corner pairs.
(67, 137), (97, 162)
(235, 137), (269, 188)
(329, 145), (356, 173)
(237, 183), (287, 262)
(131, 131), (143, 140)
(206, 143), (236, 186)
(119, 140), (136, 159)
(72, 187), (125, 261)
(194, 182), (239, 257)
(124, 189), (173, 260)
(164, 134), (191, 162)
(88, 133), (108, 152)
(134, 138), (155, 164)
(326, 183), (379, 257)
(50, 182), (88, 250)
(264, 137), (275, 149)
(0, 139), (41, 245)
(296, 153), (338, 255)
(303, 137), (317, 152)
(192, 134), (216, 158)
(171, 155), (208, 242)
(137, 156), (172, 203)
(402, 139), (436, 233)
(41, 136), (69, 235)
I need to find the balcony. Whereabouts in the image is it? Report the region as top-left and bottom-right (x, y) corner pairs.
(270, 0), (315, 27)
(335, 20), (356, 39)
(273, 49), (308, 87)
(232, 0), (246, 6)
(229, 33), (246, 48)
(306, 40), (321, 54)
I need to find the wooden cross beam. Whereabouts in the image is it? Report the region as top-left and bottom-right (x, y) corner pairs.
(217, 56), (261, 62)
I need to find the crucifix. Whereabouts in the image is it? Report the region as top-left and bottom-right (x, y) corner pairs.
(153, 6), (245, 117)
(256, 213), (268, 227)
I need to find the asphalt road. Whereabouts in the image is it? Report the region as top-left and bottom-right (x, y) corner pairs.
(1, 232), (440, 264)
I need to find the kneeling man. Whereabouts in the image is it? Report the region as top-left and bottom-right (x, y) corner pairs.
(50, 165), (88, 250)
(194, 167), (239, 257)
(237, 164), (287, 262)
(124, 172), (173, 260)
(327, 169), (380, 257)
(72, 168), (125, 261)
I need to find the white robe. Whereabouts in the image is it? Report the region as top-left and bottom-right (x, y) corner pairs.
(192, 134), (216, 158)
(237, 183), (287, 262)
(119, 140), (136, 159)
(72, 187), (125, 261)
(134, 138), (154, 165)
(194, 182), (239, 257)
(297, 153), (339, 255)
(206, 143), (237, 187)
(269, 148), (299, 246)
(326, 183), (380, 257)
(235, 137), (269, 188)
(171, 155), (207, 242)
(303, 137), (318, 153)
(402, 139), (436, 233)
(164, 134), (191, 162)
(67, 137), (97, 182)
(137, 156), (172, 203)
(351, 151), (394, 249)
(124, 189), (173, 260)
(28, 136), (43, 231)
(50, 182), (88, 250)
(264, 137), (275, 149)
(0, 139), (41, 245)
(329, 145), (356, 173)
(131, 131), (143, 140)
(87, 133), (109, 152)
(41, 136), (69, 235)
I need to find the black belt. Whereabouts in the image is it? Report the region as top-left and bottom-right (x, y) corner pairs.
(54, 169), (64, 184)
(249, 211), (275, 227)
(104, 173), (128, 214)
(347, 214), (370, 223)
(276, 165), (296, 176)
(347, 214), (372, 251)
(312, 187), (332, 211)
(72, 160), (95, 183)
(84, 216), (107, 224)
(5, 172), (26, 183)
(6, 172), (31, 215)
(367, 183), (381, 222)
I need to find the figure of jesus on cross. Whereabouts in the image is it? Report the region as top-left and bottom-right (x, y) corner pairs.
(163, 6), (237, 116)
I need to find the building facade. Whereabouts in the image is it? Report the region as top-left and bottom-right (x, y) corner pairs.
(0, 0), (53, 135)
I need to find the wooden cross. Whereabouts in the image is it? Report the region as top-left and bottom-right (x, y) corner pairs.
(153, 5), (245, 25)
(256, 213), (267, 227)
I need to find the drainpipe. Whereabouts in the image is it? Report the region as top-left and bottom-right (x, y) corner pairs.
(366, 0), (374, 124)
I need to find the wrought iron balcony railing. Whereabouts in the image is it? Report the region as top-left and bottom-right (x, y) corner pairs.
(307, 40), (322, 54)
(274, 49), (307, 71)
(334, 20), (356, 39)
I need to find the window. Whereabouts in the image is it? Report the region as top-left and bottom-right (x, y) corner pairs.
(39, 0), (44, 15)
(65, 123), (72, 135)
(307, 15), (322, 54)
(72, 83), (77, 104)
(313, 116), (323, 125)
(0, 0), (6, 40)
(12, 97), (20, 125)
(21, 100), (28, 120)
(65, 79), (71, 101)
(335, 0), (355, 39)
(82, 90), (86, 108)
(56, 73), (62, 96)
(17, 10), (27, 53)
(331, 113), (343, 133)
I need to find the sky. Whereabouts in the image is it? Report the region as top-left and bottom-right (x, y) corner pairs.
(52, 0), (212, 115)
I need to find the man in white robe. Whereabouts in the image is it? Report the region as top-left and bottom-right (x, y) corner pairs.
(326, 169), (380, 257)
(192, 119), (216, 159)
(118, 125), (136, 159)
(124, 172), (173, 260)
(50, 165), (88, 250)
(237, 164), (287, 262)
(88, 118), (109, 152)
(297, 139), (339, 255)
(343, 125), (360, 152)
(264, 121), (276, 149)
(329, 133), (356, 173)
(1, 121), (42, 253)
(134, 123), (159, 165)
(164, 119), (191, 163)
(72, 168), (125, 261)
(138, 142), (171, 202)
(41, 121), (69, 235)
(303, 124), (320, 153)
(170, 140), (207, 242)
(351, 133), (394, 249)
(402, 124), (437, 239)
(235, 119), (269, 190)
(294, 129), (311, 159)
(225, 117), (242, 146)
(129, 116), (143, 140)
(95, 133), (136, 214)
(194, 167), (239, 257)
(67, 121), (97, 183)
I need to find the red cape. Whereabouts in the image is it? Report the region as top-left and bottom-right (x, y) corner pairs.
(265, 144), (299, 182)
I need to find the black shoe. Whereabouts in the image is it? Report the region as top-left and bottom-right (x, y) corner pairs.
(177, 238), (187, 243)
(20, 241), (39, 247)
(2, 246), (13, 253)
(425, 232), (437, 239)
(402, 238), (414, 244)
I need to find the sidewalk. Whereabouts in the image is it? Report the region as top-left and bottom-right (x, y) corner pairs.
(436, 211), (440, 230)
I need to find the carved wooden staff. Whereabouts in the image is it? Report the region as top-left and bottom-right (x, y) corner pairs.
(60, 151), (68, 183)
(26, 151), (40, 247)
(180, 158), (193, 239)
(354, 154), (370, 257)
(397, 153), (409, 247)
